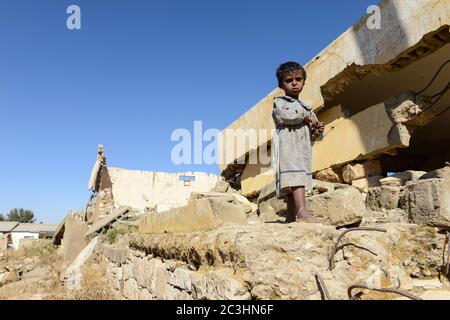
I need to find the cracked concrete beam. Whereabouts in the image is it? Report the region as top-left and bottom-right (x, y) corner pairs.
(218, 0), (450, 178)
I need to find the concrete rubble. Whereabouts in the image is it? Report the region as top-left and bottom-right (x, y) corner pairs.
(2, 0), (450, 301)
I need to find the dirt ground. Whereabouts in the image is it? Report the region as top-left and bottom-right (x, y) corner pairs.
(0, 240), (115, 300)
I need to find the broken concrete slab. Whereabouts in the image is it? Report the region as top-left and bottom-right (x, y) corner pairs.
(139, 198), (247, 234)
(352, 176), (383, 192)
(392, 170), (426, 181)
(342, 160), (382, 183)
(420, 166), (450, 180)
(380, 177), (403, 187)
(62, 215), (89, 262)
(315, 167), (344, 183)
(211, 180), (230, 193)
(189, 191), (235, 202)
(366, 186), (402, 211)
(257, 197), (287, 222)
(190, 191), (257, 215)
(65, 236), (99, 289)
(306, 186), (366, 227)
(405, 178), (450, 228)
(381, 170), (427, 186)
(85, 206), (131, 239)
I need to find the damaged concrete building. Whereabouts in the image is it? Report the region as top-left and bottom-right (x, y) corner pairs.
(218, 0), (450, 198)
(31, 0), (450, 301)
(54, 145), (222, 262)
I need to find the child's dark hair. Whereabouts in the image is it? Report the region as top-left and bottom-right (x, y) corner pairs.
(276, 61), (307, 86)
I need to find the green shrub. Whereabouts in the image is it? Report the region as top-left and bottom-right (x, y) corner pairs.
(106, 228), (125, 244)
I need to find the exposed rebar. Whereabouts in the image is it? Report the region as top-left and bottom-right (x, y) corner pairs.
(329, 227), (387, 270)
(348, 284), (422, 300)
(416, 60), (450, 95)
(315, 273), (331, 300)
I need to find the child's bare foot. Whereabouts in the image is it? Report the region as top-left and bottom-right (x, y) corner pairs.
(296, 207), (320, 223)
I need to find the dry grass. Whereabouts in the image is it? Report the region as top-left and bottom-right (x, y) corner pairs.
(49, 262), (117, 300)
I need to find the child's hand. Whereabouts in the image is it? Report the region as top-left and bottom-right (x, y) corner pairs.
(313, 121), (325, 134)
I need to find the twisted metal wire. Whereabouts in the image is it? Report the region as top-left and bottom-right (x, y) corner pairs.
(329, 227), (387, 270)
(348, 284), (422, 300)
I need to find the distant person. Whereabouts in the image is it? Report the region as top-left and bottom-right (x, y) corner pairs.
(272, 62), (324, 223)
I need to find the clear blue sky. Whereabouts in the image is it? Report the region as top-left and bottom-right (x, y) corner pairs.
(0, 0), (375, 223)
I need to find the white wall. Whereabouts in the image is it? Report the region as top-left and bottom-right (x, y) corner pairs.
(10, 232), (38, 249)
(107, 168), (220, 212)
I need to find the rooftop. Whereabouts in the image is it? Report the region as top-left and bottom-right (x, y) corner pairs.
(11, 223), (58, 233)
(0, 221), (19, 233)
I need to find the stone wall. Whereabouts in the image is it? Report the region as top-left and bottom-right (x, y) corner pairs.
(99, 220), (450, 300)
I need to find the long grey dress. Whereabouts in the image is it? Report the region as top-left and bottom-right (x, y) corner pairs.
(272, 96), (318, 199)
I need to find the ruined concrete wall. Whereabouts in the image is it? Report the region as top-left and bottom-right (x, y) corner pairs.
(217, 0), (450, 196)
(107, 168), (220, 212)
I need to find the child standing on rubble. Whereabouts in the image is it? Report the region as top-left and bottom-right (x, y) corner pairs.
(272, 62), (324, 223)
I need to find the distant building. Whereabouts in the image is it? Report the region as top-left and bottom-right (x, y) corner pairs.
(0, 221), (19, 249)
(9, 223), (58, 249)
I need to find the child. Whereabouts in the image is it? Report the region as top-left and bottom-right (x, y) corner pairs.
(272, 61), (324, 223)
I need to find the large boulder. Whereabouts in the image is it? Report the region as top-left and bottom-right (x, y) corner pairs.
(404, 178), (450, 228)
(307, 187), (366, 227)
(257, 183), (364, 227)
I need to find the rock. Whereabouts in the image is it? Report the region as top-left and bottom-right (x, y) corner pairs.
(352, 176), (383, 192)
(380, 177), (402, 187)
(102, 243), (128, 265)
(191, 268), (251, 300)
(138, 288), (153, 300)
(420, 166), (450, 180)
(168, 268), (193, 292)
(306, 187), (366, 227)
(0, 271), (17, 285)
(212, 180), (230, 193)
(139, 198), (247, 234)
(229, 193), (258, 215)
(361, 209), (407, 225)
(342, 160), (382, 183)
(380, 170), (426, 187)
(391, 170), (426, 183)
(123, 278), (139, 300)
(315, 167), (344, 183)
(129, 222), (446, 300)
(257, 197), (286, 222)
(405, 178), (450, 228)
(420, 289), (450, 300)
(366, 186), (401, 210)
(312, 179), (336, 194)
(257, 183), (276, 203)
(406, 278), (443, 290)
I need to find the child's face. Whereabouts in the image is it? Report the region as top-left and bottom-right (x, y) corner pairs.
(279, 69), (305, 97)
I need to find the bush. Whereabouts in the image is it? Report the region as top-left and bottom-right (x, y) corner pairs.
(106, 228), (125, 244)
